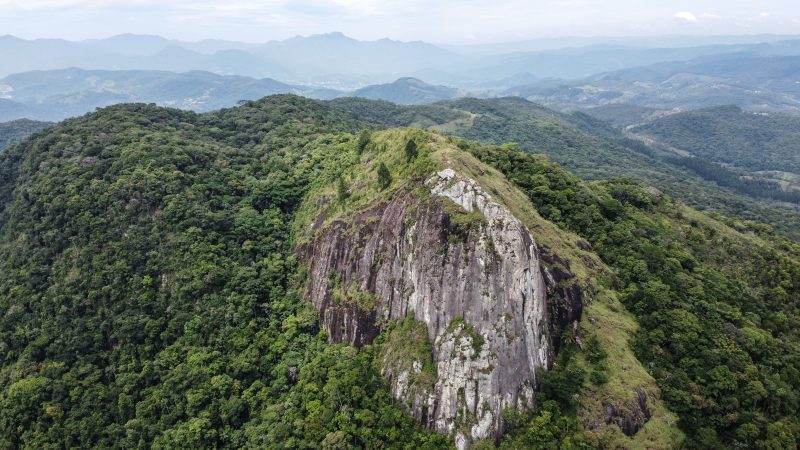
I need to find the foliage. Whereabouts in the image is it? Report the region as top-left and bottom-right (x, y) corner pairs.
(634, 105), (800, 174)
(377, 162), (393, 190)
(332, 96), (800, 239)
(1, 94), (799, 449)
(468, 141), (800, 448)
(357, 129), (371, 154)
(405, 139), (418, 161)
(337, 176), (350, 203)
(0, 118), (51, 151)
(0, 100), (448, 449)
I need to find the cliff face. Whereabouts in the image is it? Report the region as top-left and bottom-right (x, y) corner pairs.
(301, 165), (582, 447)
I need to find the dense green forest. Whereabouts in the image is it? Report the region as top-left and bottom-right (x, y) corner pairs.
(0, 95), (798, 448)
(0, 119), (51, 151)
(332, 97), (800, 239)
(666, 155), (800, 204)
(633, 106), (800, 174)
(0, 99), (449, 448)
(463, 142), (800, 448)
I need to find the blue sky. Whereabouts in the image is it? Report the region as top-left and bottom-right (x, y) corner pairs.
(0, 0), (798, 44)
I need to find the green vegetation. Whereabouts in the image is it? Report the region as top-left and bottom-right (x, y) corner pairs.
(332, 96), (800, 239)
(444, 317), (485, 358)
(0, 99), (448, 449)
(329, 273), (380, 313)
(405, 139), (418, 161)
(0, 94), (797, 449)
(438, 197), (487, 242)
(634, 105), (800, 174)
(0, 118), (51, 151)
(467, 141), (800, 449)
(376, 316), (438, 399)
(377, 162), (393, 190)
(336, 176), (349, 203)
(357, 129), (371, 154)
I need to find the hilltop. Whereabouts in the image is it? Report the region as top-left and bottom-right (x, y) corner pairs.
(0, 96), (797, 448)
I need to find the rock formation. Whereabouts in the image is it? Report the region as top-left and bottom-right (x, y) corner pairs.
(300, 166), (583, 448)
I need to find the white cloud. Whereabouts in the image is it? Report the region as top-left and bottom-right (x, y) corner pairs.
(699, 12), (721, 20)
(760, 12), (770, 17)
(673, 11), (698, 23)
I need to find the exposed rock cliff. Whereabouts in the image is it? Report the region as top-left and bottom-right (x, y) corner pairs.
(301, 163), (581, 447)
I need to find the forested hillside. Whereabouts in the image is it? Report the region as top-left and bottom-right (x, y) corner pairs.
(0, 99), (449, 448)
(332, 97), (800, 239)
(0, 95), (797, 449)
(632, 106), (800, 198)
(0, 118), (51, 151)
(464, 143), (800, 448)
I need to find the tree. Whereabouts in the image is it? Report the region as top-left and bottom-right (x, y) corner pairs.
(337, 176), (349, 203)
(357, 130), (370, 155)
(377, 163), (392, 190)
(405, 139), (418, 162)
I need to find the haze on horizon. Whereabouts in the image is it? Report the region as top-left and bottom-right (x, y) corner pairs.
(1, 0), (798, 45)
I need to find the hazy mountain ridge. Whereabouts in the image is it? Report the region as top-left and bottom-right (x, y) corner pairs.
(4, 33), (800, 88)
(350, 77), (464, 104)
(0, 69), (467, 121)
(506, 52), (800, 113)
(0, 32), (463, 84)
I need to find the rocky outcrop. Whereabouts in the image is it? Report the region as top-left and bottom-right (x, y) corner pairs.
(540, 249), (585, 353)
(300, 167), (583, 448)
(583, 387), (654, 437)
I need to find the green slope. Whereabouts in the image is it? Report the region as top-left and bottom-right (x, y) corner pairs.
(0, 100), (449, 448)
(463, 142), (800, 448)
(632, 105), (800, 173)
(0, 95), (797, 449)
(330, 97), (800, 239)
(0, 118), (51, 151)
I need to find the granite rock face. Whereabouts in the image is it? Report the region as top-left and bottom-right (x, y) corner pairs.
(300, 168), (582, 448)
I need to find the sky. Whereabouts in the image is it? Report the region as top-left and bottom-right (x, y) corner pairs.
(0, 0), (798, 44)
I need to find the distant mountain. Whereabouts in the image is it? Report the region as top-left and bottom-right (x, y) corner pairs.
(462, 40), (800, 82)
(444, 34), (800, 56)
(0, 35), (289, 80)
(250, 32), (465, 84)
(82, 33), (258, 56)
(0, 68), (327, 121)
(504, 53), (800, 113)
(350, 77), (462, 104)
(4, 33), (800, 89)
(0, 33), (464, 86)
(600, 53), (800, 95)
(0, 69), (475, 121)
(0, 118), (51, 151)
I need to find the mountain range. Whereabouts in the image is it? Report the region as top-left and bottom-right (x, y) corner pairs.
(0, 69), (464, 121)
(508, 52), (800, 113)
(4, 32), (800, 88)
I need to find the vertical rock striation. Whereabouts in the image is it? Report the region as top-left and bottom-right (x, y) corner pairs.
(301, 167), (581, 448)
